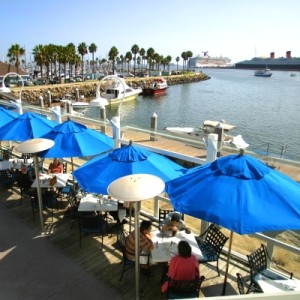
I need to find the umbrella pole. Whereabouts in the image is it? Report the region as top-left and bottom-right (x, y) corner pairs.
(134, 201), (141, 300)
(33, 154), (44, 233)
(221, 231), (233, 296)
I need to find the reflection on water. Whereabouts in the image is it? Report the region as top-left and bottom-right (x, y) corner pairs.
(85, 69), (300, 161)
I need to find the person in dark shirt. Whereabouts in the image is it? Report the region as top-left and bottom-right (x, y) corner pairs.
(17, 164), (36, 197)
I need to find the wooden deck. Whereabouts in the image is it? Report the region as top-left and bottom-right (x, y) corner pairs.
(1, 185), (252, 299)
(1, 121), (299, 299)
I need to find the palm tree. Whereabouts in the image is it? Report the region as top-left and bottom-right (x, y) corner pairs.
(146, 48), (155, 72)
(166, 55), (172, 71)
(32, 44), (46, 78)
(78, 42), (88, 79)
(108, 46), (119, 74)
(176, 56), (180, 71)
(119, 55), (124, 72)
(186, 51), (193, 69)
(131, 44), (139, 77)
(139, 48), (145, 69)
(181, 51), (188, 71)
(7, 44), (25, 74)
(89, 43), (97, 78)
(125, 51), (132, 73)
(153, 53), (161, 71)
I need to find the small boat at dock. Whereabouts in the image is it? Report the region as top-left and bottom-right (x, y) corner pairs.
(142, 78), (168, 95)
(165, 120), (249, 149)
(60, 94), (90, 110)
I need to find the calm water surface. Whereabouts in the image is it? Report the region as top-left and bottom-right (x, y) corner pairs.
(85, 69), (300, 161)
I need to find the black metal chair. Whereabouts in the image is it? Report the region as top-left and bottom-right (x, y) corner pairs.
(0, 169), (14, 190)
(167, 275), (205, 299)
(78, 212), (106, 249)
(195, 224), (228, 276)
(247, 244), (293, 292)
(63, 193), (80, 228)
(236, 273), (261, 294)
(116, 228), (150, 281)
(31, 188), (58, 222)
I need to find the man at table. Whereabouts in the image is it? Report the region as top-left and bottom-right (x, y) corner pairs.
(161, 240), (200, 293)
(161, 212), (186, 234)
(125, 220), (154, 266)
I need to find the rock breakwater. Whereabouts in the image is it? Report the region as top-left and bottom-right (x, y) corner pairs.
(10, 73), (209, 105)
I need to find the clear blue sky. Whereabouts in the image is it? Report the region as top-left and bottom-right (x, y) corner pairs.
(1, 0), (300, 64)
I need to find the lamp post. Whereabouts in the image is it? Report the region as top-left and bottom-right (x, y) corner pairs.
(0, 72), (24, 114)
(15, 138), (55, 233)
(108, 174), (165, 300)
(90, 75), (125, 149)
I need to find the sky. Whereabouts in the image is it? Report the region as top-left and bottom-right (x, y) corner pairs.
(1, 0), (300, 64)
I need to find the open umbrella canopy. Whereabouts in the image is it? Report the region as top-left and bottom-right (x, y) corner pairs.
(73, 143), (187, 193)
(0, 112), (57, 141)
(0, 107), (19, 127)
(39, 119), (114, 158)
(166, 153), (300, 235)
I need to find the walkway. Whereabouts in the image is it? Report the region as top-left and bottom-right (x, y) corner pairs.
(0, 197), (121, 300)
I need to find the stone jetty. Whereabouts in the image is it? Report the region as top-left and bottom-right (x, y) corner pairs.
(9, 72), (209, 105)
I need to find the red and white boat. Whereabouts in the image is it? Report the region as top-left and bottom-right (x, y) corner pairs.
(142, 78), (168, 95)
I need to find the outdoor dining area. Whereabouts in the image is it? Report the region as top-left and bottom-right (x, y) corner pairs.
(0, 104), (300, 300)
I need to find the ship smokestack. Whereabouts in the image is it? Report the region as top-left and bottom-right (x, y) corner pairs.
(270, 52), (275, 59)
(286, 51), (291, 59)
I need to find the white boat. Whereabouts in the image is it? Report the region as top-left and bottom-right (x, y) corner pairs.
(60, 94), (89, 110)
(165, 120), (249, 149)
(102, 76), (142, 105)
(254, 68), (272, 77)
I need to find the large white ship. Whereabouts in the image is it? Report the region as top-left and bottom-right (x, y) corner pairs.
(188, 52), (232, 68)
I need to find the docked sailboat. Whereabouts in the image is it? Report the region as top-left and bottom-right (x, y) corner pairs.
(102, 76), (142, 104)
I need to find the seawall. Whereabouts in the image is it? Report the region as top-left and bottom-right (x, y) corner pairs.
(10, 73), (210, 105)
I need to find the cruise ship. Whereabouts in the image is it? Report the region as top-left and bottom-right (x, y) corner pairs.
(235, 51), (300, 70)
(188, 53), (232, 68)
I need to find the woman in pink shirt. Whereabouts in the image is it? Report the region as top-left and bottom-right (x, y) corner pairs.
(162, 240), (199, 293)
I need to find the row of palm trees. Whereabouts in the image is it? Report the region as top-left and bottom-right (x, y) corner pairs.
(6, 43), (193, 78)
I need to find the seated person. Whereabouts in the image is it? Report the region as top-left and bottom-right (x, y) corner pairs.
(162, 240), (200, 293)
(48, 158), (63, 174)
(17, 164), (36, 198)
(125, 220), (154, 265)
(161, 212), (186, 234)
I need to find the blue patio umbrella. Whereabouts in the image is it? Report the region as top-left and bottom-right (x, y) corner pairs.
(39, 119), (113, 159)
(0, 111), (57, 141)
(166, 151), (300, 294)
(0, 107), (19, 127)
(73, 142), (187, 194)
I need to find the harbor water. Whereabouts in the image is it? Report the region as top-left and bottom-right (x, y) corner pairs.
(84, 69), (300, 161)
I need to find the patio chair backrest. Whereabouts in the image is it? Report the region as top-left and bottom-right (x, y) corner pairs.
(167, 275), (205, 299)
(247, 244), (268, 277)
(0, 169), (13, 189)
(205, 224), (228, 254)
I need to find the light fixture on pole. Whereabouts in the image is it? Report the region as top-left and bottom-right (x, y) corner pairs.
(108, 174), (165, 300)
(0, 72), (24, 114)
(90, 75), (125, 149)
(15, 138), (55, 233)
